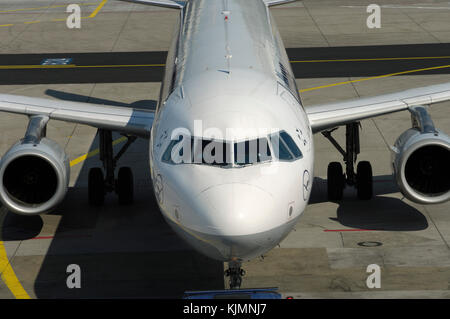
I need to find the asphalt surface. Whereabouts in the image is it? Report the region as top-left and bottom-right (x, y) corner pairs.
(1, 43), (450, 84)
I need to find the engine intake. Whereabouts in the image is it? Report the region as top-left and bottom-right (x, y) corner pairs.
(0, 116), (69, 215)
(404, 144), (449, 196)
(392, 106), (450, 204)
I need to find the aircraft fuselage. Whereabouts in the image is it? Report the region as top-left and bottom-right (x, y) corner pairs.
(149, 0), (314, 262)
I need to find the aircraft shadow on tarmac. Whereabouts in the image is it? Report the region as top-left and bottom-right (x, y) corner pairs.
(45, 89), (158, 111)
(0, 208), (43, 241)
(0, 92), (428, 297)
(309, 176), (428, 231)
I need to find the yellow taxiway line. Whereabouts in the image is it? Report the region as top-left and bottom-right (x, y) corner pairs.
(0, 239), (31, 299)
(290, 56), (450, 63)
(69, 136), (127, 166)
(89, 0), (108, 18)
(0, 64), (165, 69)
(1, 55), (450, 70)
(0, 3), (101, 14)
(299, 63), (450, 92)
(0, 0), (108, 28)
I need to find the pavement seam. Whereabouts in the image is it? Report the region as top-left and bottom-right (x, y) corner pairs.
(422, 206), (450, 250)
(371, 117), (392, 150)
(348, 78), (392, 151)
(1, 0), (59, 53)
(110, 2), (134, 52)
(301, 2), (331, 47)
(402, 10), (442, 44)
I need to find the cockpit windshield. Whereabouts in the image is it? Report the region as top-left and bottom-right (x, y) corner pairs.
(161, 130), (302, 167)
(234, 138), (272, 166)
(162, 136), (232, 166)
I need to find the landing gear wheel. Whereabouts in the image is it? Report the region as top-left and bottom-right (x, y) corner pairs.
(88, 167), (105, 206)
(225, 261), (244, 289)
(117, 166), (134, 205)
(90, 129), (137, 205)
(327, 162), (344, 201)
(356, 161), (373, 200)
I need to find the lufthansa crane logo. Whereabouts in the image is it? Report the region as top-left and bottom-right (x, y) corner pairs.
(303, 170), (311, 201)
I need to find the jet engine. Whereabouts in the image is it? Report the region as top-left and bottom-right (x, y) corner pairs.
(392, 106), (450, 204)
(0, 116), (70, 215)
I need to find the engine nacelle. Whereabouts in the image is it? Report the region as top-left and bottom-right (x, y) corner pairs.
(392, 107), (450, 204)
(0, 116), (70, 215)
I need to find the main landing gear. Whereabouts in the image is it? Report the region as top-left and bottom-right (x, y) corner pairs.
(88, 129), (137, 206)
(225, 260), (246, 289)
(322, 123), (373, 201)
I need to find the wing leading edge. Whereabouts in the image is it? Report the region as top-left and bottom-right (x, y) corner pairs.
(0, 94), (154, 137)
(263, 0), (298, 6)
(305, 82), (450, 133)
(119, 0), (297, 8)
(118, 0), (185, 9)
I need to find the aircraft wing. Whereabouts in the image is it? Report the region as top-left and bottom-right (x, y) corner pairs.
(305, 82), (450, 133)
(263, 0), (298, 6)
(118, 0), (186, 9)
(0, 94), (154, 137)
(120, 0), (297, 8)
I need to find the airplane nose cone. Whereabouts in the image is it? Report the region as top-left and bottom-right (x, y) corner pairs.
(197, 183), (276, 237)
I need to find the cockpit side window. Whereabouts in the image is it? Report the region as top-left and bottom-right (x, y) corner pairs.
(162, 135), (183, 164)
(270, 131), (303, 161)
(280, 131), (302, 158)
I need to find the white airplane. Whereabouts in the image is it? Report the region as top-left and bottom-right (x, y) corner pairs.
(0, 0), (449, 289)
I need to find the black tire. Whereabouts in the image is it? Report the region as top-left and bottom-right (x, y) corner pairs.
(117, 167), (134, 205)
(357, 161), (373, 200)
(327, 162), (344, 201)
(88, 167), (105, 206)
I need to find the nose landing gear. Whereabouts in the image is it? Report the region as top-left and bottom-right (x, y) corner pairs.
(225, 260), (246, 289)
(322, 122), (373, 201)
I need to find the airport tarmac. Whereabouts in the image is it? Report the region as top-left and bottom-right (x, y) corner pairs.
(0, 0), (449, 298)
